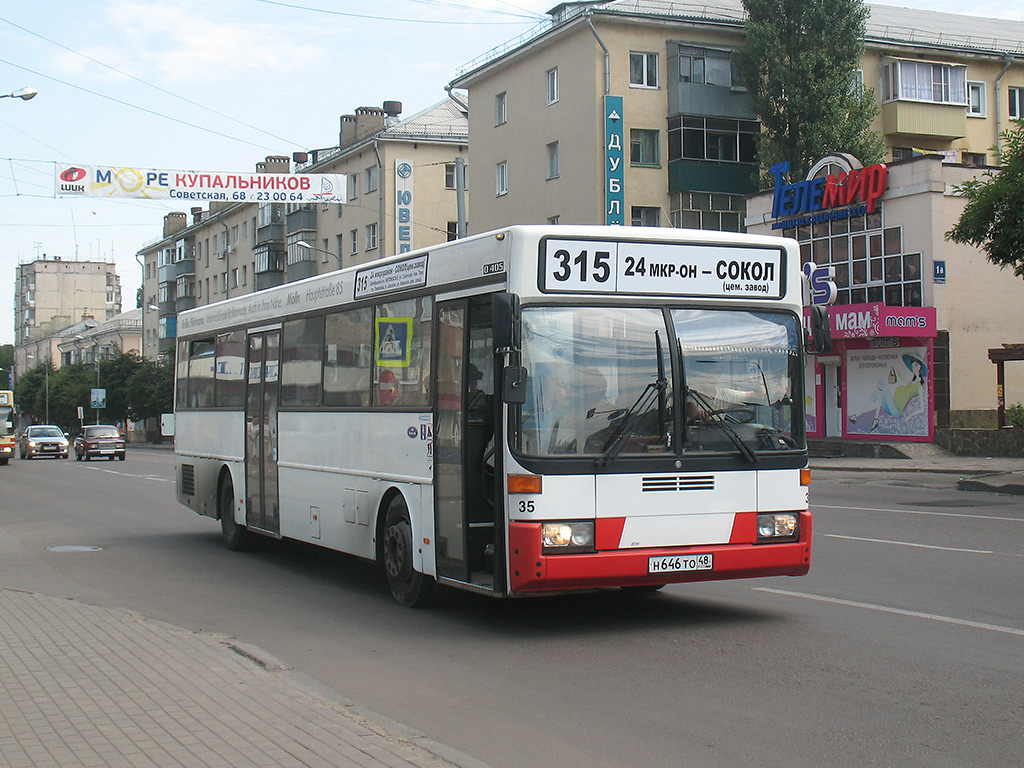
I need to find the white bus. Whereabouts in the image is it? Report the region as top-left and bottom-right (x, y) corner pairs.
(175, 225), (817, 605)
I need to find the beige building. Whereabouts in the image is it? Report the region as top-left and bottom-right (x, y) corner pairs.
(14, 257), (122, 375)
(449, 0), (1023, 231)
(447, 0), (1024, 439)
(139, 99), (469, 362)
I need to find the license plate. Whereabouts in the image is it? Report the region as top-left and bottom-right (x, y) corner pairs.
(99, 449), (113, 454)
(648, 553), (713, 573)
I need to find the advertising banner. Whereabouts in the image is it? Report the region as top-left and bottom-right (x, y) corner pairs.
(845, 345), (931, 439)
(56, 164), (347, 203)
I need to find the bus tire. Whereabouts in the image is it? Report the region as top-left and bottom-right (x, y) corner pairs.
(382, 495), (432, 607)
(219, 475), (249, 552)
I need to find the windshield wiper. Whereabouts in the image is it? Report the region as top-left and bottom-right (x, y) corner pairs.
(678, 341), (757, 464)
(596, 332), (667, 469)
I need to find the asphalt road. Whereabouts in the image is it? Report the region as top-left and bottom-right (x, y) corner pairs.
(2, 450), (1022, 768)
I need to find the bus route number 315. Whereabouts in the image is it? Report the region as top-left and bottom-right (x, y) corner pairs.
(648, 553), (713, 573)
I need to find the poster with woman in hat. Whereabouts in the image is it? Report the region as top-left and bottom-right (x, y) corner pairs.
(846, 346), (930, 438)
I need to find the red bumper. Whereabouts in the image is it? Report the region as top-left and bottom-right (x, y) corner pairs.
(508, 511), (812, 594)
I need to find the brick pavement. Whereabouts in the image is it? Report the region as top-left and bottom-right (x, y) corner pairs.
(0, 588), (482, 768)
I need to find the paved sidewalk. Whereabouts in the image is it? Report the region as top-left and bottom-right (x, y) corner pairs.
(0, 587), (485, 768)
(809, 440), (1023, 495)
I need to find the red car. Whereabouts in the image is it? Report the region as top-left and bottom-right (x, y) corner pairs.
(74, 425), (126, 461)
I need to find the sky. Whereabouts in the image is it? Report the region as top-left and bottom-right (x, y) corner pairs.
(1, 0), (1021, 347)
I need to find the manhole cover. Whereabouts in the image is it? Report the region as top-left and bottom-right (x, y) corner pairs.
(46, 545), (104, 552)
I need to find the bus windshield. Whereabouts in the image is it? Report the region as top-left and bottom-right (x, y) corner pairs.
(515, 306), (803, 459)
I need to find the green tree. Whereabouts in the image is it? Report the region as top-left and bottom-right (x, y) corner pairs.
(0, 344), (13, 388)
(49, 363), (94, 430)
(734, 0), (884, 183)
(946, 122), (1024, 277)
(127, 358), (175, 421)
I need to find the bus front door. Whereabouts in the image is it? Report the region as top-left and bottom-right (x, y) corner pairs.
(245, 330), (280, 536)
(434, 297), (499, 590)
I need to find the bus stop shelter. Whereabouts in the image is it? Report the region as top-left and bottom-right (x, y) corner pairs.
(988, 343), (1024, 427)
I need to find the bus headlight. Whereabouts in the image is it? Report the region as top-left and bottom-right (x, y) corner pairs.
(541, 521), (595, 553)
(757, 513), (798, 541)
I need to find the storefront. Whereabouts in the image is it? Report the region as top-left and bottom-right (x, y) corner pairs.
(804, 303), (936, 441)
(747, 153), (956, 443)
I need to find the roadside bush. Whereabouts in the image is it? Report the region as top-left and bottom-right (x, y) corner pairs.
(1007, 402), (1024, 428)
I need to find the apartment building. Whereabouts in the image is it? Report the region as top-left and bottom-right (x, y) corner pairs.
(138, 99), (469, 362)
(14, 257), (122, 374)
(448, 0), (1024, 439)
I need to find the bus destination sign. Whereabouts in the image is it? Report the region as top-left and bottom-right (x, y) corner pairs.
(541, 238), (784, 299)
(354, 255), (428, 299)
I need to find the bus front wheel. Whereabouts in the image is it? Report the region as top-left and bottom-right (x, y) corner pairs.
(382, 496), (432, 607)
(219, 476), (249, 551)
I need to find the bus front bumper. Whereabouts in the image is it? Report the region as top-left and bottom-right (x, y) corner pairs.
(507, 512), (812, 594)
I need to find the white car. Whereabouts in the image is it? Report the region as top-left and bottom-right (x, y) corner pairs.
(19, 425), (70, 459)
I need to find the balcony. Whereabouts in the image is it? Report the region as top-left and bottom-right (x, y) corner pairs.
(881, 101), (966, 140)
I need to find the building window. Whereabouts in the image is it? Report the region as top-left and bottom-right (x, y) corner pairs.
(967, 81), (986, 117)
(670, 191), (744, 232)
(447, 221), (458, 242)
(350, 229), (358, 255)
(629, 51), (659, 88)
(365, 223), (378, 251)
(546, 142), (559, 179)
(365, 166), (378, 193)
(783, 206), (923, 307)
(678, 46), (732, 86)
(495, 91), (507, 125)
(1010, 86), (1024, 119)
(962, 151), (986, 167)
(669, 117), (758, 164)
(630, 129), (660, 166)
(881, 59), (967, 105)
(445, 163), (456, 189)
(496, 160), (508, 196)
(546, 68), (558, 105)
(348, 174), (358, 200)
(631, 206), (660, 227)
(337, 234), (344, 264)
(547, 216), (560, 225)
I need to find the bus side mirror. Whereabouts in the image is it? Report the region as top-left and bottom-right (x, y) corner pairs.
(493, 293), (520, 351)
(809, 305), (832, 353)
(502, 366), (528, 404)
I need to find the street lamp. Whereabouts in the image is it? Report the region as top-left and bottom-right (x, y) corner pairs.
(296, 240), (341, 268)
(1, 86), (38, 101)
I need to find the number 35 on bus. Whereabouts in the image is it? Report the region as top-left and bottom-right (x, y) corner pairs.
(174, 225), (823, 606)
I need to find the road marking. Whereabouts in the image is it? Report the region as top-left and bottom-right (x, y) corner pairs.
(753, 587), (1024, 637)
(85, 466), (169, 482)
(814, 503), (1021, 523)
(823, 533), (994, 554)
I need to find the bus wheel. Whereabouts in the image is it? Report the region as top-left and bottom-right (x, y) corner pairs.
(382, 496), (432, 607)
(219, 476), (249, 552)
